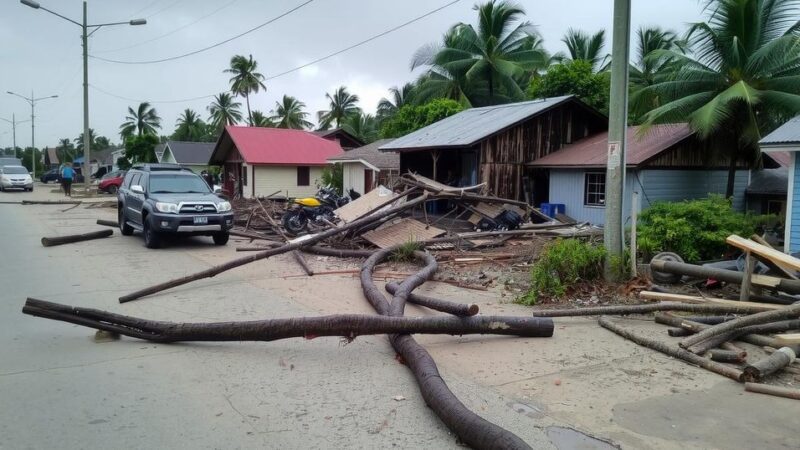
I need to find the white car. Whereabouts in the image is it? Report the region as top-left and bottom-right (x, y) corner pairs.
(0, 165), (34, 192)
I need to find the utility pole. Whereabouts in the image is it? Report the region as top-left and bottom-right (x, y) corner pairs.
(603, 0), (632, 281)
(19, 0), (145, 189)
(7, 91), (58, 176)
(0, 114), (31, 159)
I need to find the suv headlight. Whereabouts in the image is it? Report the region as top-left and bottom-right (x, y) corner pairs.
(216, 201), (232, 212)
(155, 202), (179, 213)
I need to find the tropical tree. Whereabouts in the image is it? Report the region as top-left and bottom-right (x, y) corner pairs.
(527, 60), (610, 112)
(317, 86), (361, 129)
(250, 110), (274, 127)
(224, 54), (267, 125)
(74, 128), (96, 153)
(411, 0), (549, 106)
(119, 102), (162, 141)
(123, 134), (160, 164)
(172, 109), (208, 141)
(561, 28), (608, 72)
(207, 93), (243, 131)
(377, 83), (416, 122)
(641, 0), (800, 198)
(629, 26), (686, 118)
(380, 98), (465, 138)
(271, 95), (313, 129)
(94, 136), (111, 150)
(58, 138), (73, 162)
(342, 112), (379, 143)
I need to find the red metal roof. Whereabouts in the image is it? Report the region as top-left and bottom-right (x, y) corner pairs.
(529, 124), (694, 168)
(219, 126), (344, 165)
(765, 151), (791, 168)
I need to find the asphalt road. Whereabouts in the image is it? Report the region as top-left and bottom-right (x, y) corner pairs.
(0, 188), (553, 450)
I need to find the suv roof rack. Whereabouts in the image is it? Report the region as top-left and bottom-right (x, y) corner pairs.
(131, 163), (194, 172)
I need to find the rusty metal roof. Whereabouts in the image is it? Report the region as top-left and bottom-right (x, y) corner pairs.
(327, 138), (399, 169)
(760, 116), (800, 147)
(528, 124), (694, 168)
(379, 95), (579, 152)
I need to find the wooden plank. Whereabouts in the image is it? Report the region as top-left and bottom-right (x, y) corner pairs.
(639, 291), (783, 311)
(740, 251), (755, 302)
(774, 333), (800, 346)
(362, 218), (445, 249)
(751, 234), (799, 280)
(727, 234), (800, 272)
(334, 185), (398, 223)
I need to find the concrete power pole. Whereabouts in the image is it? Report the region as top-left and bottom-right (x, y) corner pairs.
(603, 0), (632, 281)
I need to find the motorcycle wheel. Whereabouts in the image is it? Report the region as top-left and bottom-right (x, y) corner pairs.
(282, 210), (309, 236)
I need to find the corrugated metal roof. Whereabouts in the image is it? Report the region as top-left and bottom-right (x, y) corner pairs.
(760, 116), (800, 147)
(212, 126), (344, 165)
(528, 124), (693, 168)
(165, 141), (215, 165)
(327, 138), (399, 169)
(379, 95), (576, 151)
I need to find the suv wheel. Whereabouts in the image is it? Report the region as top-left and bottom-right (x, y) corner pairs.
(213, 232), (229, 246)
(119, 208), (134, 236)
(108, 185), (118, 194)
(143, 219), (161, 249)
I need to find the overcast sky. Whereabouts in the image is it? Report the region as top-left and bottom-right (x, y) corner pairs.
(1, 0), (704, 149)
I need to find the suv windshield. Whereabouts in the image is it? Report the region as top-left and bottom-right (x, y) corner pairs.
(149, 174), (210, 194)
(3, 166), (29, 174)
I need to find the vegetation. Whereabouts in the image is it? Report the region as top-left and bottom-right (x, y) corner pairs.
(250, 110), (274, 128)
(119, 102), (162, 141)
(380, 98), (464, 138)
(320, 164), (344, 194)
(271, 95), (313, 129)
(560, 28), (608, 72)
(640, 0), (800, 198)
(390, 241), (422, 263)
(58, 138), (74, 162)
(519, 238), (606, 305)
(122, 134), (160, 165)
(172, 109), (209, 141)
(527, 60), (610, 112)
(377, 83), (416, 123)
(342, 112), (378, 143)
(207, 92), (243, 131)
(318, 86), (361, 129)
(628, 26), (686, 119)
(637, 195), (772, 263)
(225, 54), (267, 126)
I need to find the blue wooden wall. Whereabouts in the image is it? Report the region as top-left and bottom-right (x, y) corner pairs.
(790, 154), (800, 253)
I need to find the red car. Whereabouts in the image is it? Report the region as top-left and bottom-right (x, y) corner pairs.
(98, 170), (126, 194)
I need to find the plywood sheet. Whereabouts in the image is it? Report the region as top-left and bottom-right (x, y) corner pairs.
(334, 185), (398, 223)
(362, 218), (445, 249)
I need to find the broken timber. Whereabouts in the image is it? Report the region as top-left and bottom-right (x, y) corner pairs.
(41, 229), (113, 247)
(385, 281), (479, 316)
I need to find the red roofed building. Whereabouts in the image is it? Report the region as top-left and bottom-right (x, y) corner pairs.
(210, 126), (344, 198)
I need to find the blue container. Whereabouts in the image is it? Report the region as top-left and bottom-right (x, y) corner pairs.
(540, 203), (565, 218)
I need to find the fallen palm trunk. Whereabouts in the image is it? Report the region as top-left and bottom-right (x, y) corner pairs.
(385, 281), (479, 316)
(291, 250), (314, 276)
(598, 316), (744, 382)
(229, 229), (282, 242)
(707, 349), (747, 363)
(679, 304), (800, 349)
(119, 193), (429, 303)
(302, 246), (373, 258)
(743, 347), (796, 382)
(650, 259), (800, 294)
(41, 229), (113, 247)
(96, 219), (118, 228)
(532, 303), (776, 317)
(22, 200), (82, 205)
(745, 382), (800, 400)
(667, 327), (693, 337)
(654, 312), (798, 350)
(22, 298), (553, 343)
(362, 247), (538, 449)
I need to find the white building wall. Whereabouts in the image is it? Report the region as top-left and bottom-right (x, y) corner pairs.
(252, 165), (324, 198)
(341, 162), (366, 195)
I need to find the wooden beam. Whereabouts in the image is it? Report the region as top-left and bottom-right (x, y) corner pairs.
(639, 291), (784, 311)
(751, 234), (799, 280)
(740, 251), (755, 302)
(774, 333), (800, 346)
(727, 234), (800, 272)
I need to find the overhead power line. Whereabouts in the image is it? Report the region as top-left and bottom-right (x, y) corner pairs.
(89, 0), (316, 65)
(90, 84), (225, 104)
(89, 0), (464, 104)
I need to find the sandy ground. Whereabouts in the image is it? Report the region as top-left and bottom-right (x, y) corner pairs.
(1, 183), (798, 449)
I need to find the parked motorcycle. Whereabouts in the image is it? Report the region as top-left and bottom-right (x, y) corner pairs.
(281, 186), (353, 236)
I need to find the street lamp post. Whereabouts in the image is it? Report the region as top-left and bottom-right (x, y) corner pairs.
(19, 0), (145, 190)
(7, 91), (58, 177)
(0, 114), (32, 159)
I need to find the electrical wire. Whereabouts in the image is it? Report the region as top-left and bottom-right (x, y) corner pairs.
(89, 84), (226, 104)
(144, 0), (188, 19)
(89, 0), (316, 65)
(93, 0), (240, 54)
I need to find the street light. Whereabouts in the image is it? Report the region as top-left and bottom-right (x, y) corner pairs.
(0, 114), (32, 159)
(7, 91), (58, 177)
(19, 0), (145, 190)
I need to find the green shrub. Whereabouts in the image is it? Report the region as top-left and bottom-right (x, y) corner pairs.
(519, 238), (606, 305)
(637, 195), (772, 263)
(320, 164), (343, 195)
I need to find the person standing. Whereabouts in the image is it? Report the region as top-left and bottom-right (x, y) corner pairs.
(61, 163), (75, 197)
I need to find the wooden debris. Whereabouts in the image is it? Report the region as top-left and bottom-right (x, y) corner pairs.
(679, 303), (800, 349)
(385, 281), (479, 316)
(727, 234), (800, 273)
(334, 185), (400, 223)
(532, 302), (777, 317)
(41, 229), (113, 247)
(707, 349), (746, 363)
(774, 333), (800, 346)
(362, 218), (445, 248)
(290, 250), (314, 276)
(639, 291), (783, 311)
(649, 259), (800, 294)
(96, 219), (118, 228)
(743, 347), (796, 382)
(744, 382), (800, 400)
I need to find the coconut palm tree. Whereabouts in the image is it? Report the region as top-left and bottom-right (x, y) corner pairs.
(207, 93), (243, 131)
(561, 28), (608, 72)
(342, 112), (379, 144)
(58, 138), (73, 162)
(250, 110), (274, 128)
(629, 26), (686, 117)
(224, 54), (267, 125)
(641, 0), (800, 198)
(172, 109), (207, 141)
(377, 83), (416, 122)
(271, 95), (313, 129)
(119, 102), (162, 141)
(317, 86), (361, 129)
(411, 0), (549, 106)
(74, 128), (99, 154)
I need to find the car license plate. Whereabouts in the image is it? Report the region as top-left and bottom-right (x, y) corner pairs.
(193, 216), (208, 225)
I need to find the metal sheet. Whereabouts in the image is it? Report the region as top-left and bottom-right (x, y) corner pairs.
(761, 116), (800, 146)
(362, 218), (445, 249)
(334, 185), (398, 223)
